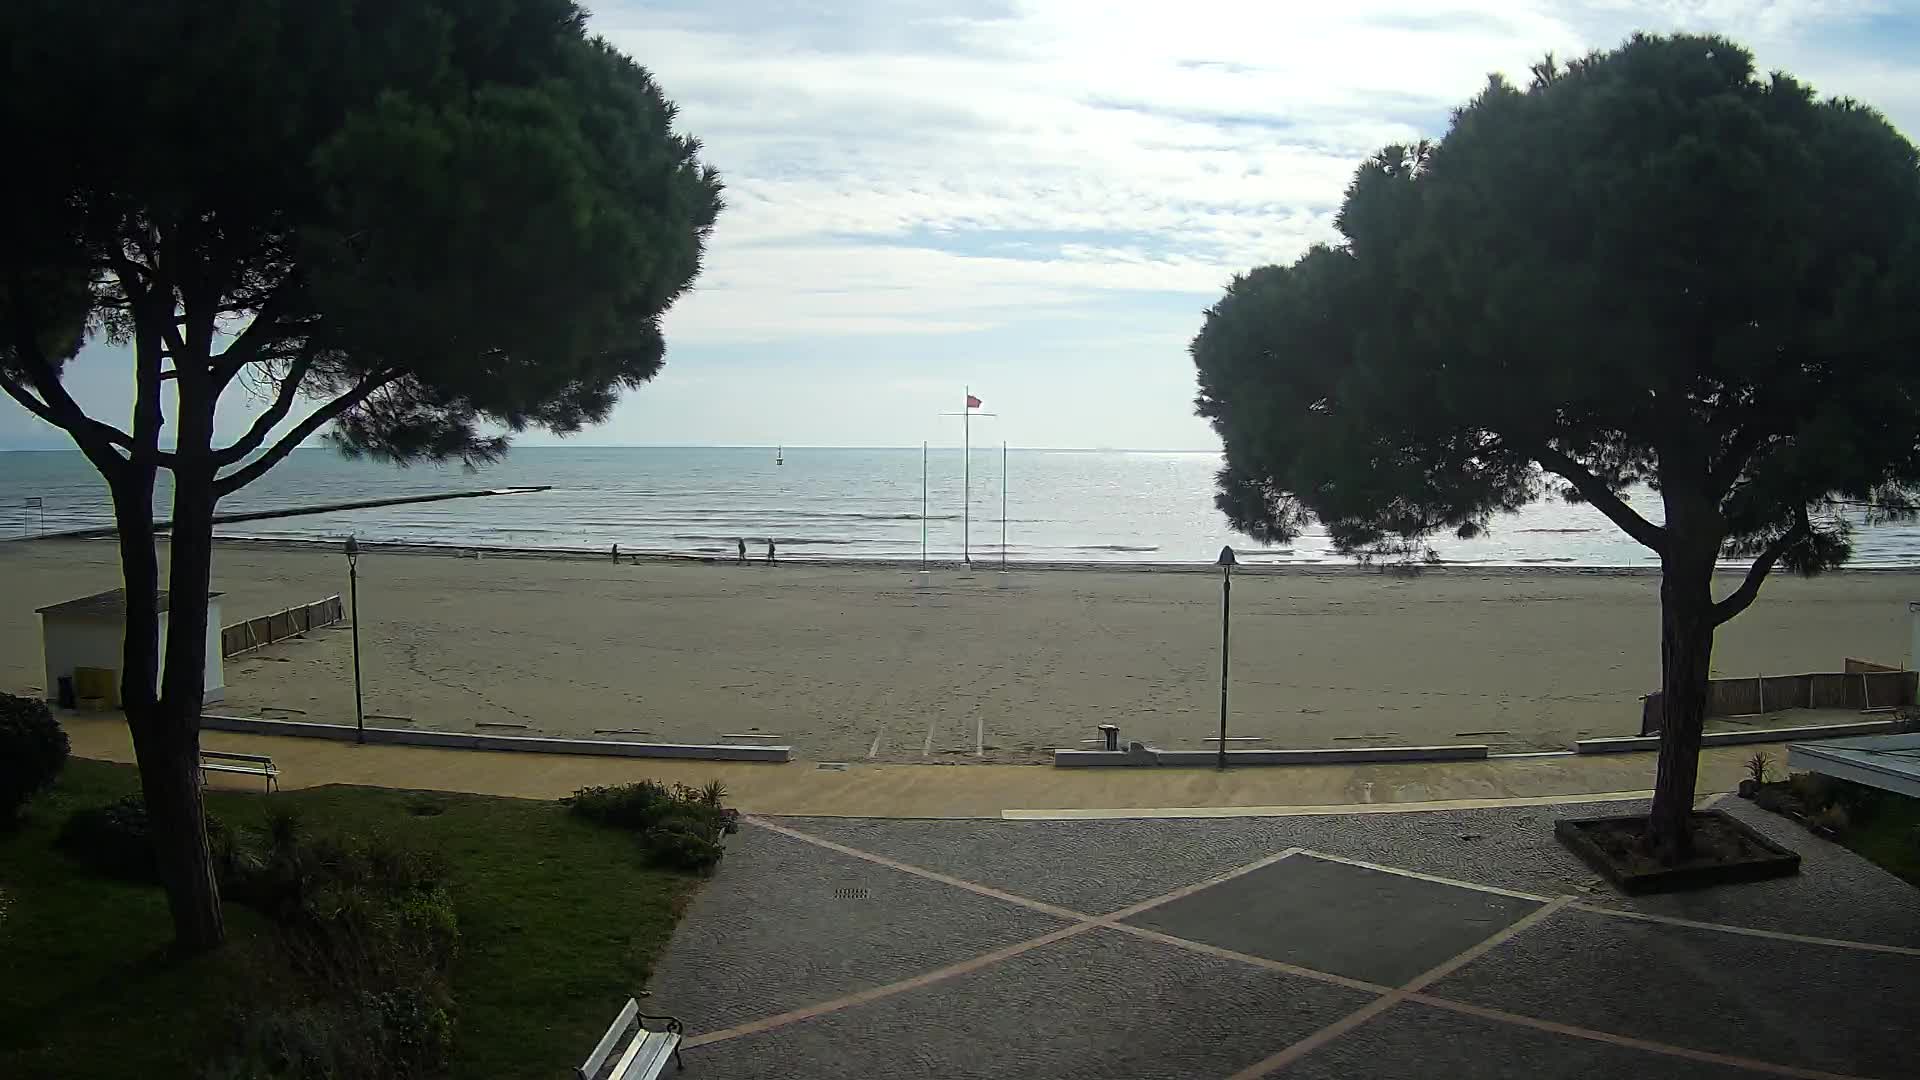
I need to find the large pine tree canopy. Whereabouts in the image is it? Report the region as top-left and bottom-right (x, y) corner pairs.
(1193, 33), (1920, 577)
(0, 0), (723, 479)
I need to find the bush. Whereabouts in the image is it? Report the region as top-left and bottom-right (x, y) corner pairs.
(57, 795), (229, 882)
(363, 986), (454, 1074)
(209, 816), (459, 1080)
(201, 1004), (368, 1080)
(564, 780), (732, 871)
(562, 781), (675, 830)
(642, 814), (727, 872)
(0, 692), (69, 821)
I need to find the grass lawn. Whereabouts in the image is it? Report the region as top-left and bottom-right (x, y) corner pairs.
(0, 758), (704, 1079)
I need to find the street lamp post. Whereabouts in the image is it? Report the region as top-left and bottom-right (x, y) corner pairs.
(345, 535), (365, 745)
(1216, 545), (1236, 770)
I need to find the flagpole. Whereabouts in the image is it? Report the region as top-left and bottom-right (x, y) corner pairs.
(963, 385), (971, 565)
(921, 441), (928, 568)
(1001, 441), (1008, 569)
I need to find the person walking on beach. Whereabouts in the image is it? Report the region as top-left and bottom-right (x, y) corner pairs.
(737, 537), (747, 562)
(767, 538), (777, 563)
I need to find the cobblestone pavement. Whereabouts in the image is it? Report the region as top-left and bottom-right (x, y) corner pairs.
(646, 797), (1920, 1079)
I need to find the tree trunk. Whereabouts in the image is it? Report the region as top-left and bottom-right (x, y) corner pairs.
(127, 698), (223, 949)
(109, 465), (225, 950)
(155, 424), (226, 950)
(1648, 547), (1717, 861)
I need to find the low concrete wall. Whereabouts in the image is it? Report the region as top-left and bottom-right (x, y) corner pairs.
(1576, 718), (1902, 755)
(1054, 744), (1490, 768)
(200, 714), (790, 762)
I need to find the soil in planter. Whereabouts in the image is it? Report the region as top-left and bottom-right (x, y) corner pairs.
(1574, 814), (1782, 876)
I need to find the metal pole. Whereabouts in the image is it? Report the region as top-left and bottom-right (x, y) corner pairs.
(1218, 561), (1231, 770)
(922, 441), (929, 568)
(347, 537), (365, 745)
(963, 387), (971, 565)
(1001, 441), (1008, 569)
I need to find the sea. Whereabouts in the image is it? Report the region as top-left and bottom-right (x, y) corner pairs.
(5, 445), (1920, 567)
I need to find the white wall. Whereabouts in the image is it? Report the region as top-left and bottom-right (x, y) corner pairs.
(40, 598), (225, 706)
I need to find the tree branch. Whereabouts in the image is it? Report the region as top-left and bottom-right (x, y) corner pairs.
(1533, 444), (1668, 554)
(213, 370), (398, 496)
(1, 283), (143, 466)
(1707, 424), (1768, 498)
(210, 282), (304, 392)
(1711, 519), (1804, 627)
(0, 374), (61, 427)
(108, 247), (192, 373)
(0, 373), (131, 475)
(212, 347), (317, 466)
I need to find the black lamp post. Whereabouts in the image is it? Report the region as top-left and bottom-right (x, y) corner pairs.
(345, 535), (364, 744)
(1216, 545), (1236, 770)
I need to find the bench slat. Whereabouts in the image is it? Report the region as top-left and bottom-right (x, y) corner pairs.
(201, 762), (275, 775)
(202, 750), (275, 765)
(579, 997), (639, 1080)
(610, 1031), (679, 1080)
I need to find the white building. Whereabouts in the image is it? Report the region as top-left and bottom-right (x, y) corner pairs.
(36, 589), (225, 707)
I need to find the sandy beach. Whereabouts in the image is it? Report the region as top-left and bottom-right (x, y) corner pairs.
(2, 540), (1914, 762)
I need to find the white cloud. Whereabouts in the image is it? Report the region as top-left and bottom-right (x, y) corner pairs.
(602, 0), (1920, 365)
(7, 1), (1918, 451)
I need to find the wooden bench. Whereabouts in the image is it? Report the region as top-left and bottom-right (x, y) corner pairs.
(199, 749), (278, 792)
(579, 997), (683, 1079)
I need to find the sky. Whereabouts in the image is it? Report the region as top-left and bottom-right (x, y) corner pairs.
(8, 1), (1920, 452)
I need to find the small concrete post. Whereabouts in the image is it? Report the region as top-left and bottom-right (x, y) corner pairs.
(1098, 724), (1120, 751)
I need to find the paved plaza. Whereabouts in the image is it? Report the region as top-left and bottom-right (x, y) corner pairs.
(647, 797), (1920, 1079)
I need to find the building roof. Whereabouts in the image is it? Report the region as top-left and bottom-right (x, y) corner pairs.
(35, 589), (223, 620)
(1788, 733), (1920, 799)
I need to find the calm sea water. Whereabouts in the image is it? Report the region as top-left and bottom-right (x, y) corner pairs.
(4, 445), (1919, 566)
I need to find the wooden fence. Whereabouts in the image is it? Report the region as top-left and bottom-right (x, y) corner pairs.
(1641, 667), (1915, 732)
(221, 595), (345, 658)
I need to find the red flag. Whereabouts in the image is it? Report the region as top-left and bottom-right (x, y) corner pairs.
(966, 394), (982, 408)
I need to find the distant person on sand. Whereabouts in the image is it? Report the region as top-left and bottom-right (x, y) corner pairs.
(737, 538), (747, 562)
(767, 538), (777, 563)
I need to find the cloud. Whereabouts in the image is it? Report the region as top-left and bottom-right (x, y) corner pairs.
(599, 1), (1920, 360)
(7, 1), (1918, 452)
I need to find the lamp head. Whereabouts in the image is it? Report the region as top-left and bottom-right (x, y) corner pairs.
(1216, 545), (1237, 567)
(344, 535), (359, 564)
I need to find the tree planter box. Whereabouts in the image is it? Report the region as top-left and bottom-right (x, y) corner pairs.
(1554, 810), (1801, 894)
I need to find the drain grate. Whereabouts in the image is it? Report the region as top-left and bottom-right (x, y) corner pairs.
(832, 887), (871, 900)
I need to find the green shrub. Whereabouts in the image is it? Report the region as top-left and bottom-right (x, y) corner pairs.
(563, 780), (733, 869)
(562, 781), (675, 829)
(0, 692), (69, 821)
(210, 818), (459, 1080)
(201, 1004), (369, 1080)
(648, 818), (729, 868)
(363, 986), (454, 1074)
(56, 795), (229, 882)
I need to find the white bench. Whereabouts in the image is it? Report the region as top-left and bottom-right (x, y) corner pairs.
(199, 749), (278, 792)
(579, 997), (683, 1079)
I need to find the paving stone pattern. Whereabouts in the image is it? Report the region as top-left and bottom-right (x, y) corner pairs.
(1277, 1002), (1769, 1080)
(645, 800), (1920, 1079)
(648, 824), (1069, 1031)
(686, 929), (1376, 1080)
(1431, 906), (1920, 1079)
(1127, 855), (1542, 986)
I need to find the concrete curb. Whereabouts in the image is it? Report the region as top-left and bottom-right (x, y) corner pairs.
(1053, 744), (1490, 767)
(200, 714), (791, 762)
(1574, 718), (1902, 754)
